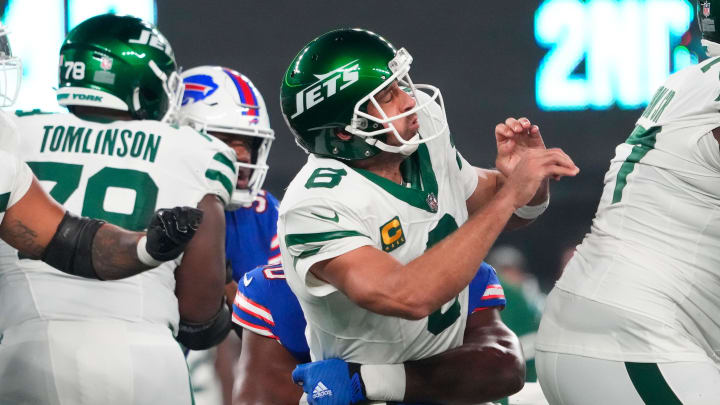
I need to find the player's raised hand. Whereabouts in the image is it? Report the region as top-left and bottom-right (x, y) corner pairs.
(292, 359), (367, 405)
(495, 117), (547, 177)
(501, 148), (579, 209)
(139, 207), (204, 266)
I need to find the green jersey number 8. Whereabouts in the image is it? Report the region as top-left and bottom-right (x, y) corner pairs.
(27, 161), (158, 231)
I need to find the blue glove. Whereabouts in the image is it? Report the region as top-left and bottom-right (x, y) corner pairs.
(292, 358), (367, 404)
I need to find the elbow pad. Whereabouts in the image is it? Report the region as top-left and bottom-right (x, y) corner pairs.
(42, 212), (105, 279)
(176, 303), (232, 350)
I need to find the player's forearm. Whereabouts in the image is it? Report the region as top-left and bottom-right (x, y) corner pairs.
(498, 173), (548, 231)
(391, 192), (516, 318)
(176, 195), (227, 322)
(90, 224), (148, 280)
(402, 322), (525, 404)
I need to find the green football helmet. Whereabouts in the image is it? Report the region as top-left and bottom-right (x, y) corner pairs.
(280, 28), (447, 160)
(57, 14), (183, 122)
(699, 0), (720, 56)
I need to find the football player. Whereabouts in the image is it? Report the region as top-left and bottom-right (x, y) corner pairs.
(0, 14), (237, 405)
(536, 2), (720, 403)
(278, 28), (578, 404)
(180, 65), (278, 405)
(231, 262), (512, 405)
(0, 22), (200, 280)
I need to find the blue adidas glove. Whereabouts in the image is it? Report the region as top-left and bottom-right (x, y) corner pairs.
(292, 358), (367, 404)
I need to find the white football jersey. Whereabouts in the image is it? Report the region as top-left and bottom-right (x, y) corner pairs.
(538, 57), (720, 362)
(0, 150), (33, 226)
(279, 101), (478, 363)
(0, 111), (237, 333)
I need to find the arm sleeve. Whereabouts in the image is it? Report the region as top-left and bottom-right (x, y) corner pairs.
(467, 262), (506, 315)
(280, 199), (375, 297)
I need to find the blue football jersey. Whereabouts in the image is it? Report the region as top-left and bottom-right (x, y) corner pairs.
(232, 262), (506, 366)
(232, 263), (310, 363)
(225, 190), (281, 282)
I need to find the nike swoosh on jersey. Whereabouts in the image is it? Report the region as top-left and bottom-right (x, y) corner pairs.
(311, 211), (339, 223)
(243, 274), (253, 287)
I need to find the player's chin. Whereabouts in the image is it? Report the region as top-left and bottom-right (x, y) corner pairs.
(236, 179), (249, 189)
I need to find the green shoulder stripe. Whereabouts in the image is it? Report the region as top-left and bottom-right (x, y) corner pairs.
(213, 152), (236, 172)
(205, 169), (233, 200)
(14, 109), (55, 117)
(285, 230), (368, 247)
(0, 192), (9, 212)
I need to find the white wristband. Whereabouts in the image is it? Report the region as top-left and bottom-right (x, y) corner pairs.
(136, 236), (163, 267)
(360, 364), (406, 401)
(513, 196), (549, 220)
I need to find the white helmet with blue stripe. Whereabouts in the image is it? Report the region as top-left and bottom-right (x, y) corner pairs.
(180, 66), (274, 209)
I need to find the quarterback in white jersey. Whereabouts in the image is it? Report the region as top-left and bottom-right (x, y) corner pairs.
(536, 2), (720, 404)
(279, 29), (578, 404)
(0, 15), (236, 405)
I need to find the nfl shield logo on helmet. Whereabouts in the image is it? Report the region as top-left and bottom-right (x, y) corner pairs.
(100, 56), (113, 71)
(704, 1), (712, 17)
(182, 74), (219, 105)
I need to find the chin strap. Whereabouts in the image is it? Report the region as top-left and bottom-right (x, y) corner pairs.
(365, 133), (420, 156)
(702, 39), (720, 57)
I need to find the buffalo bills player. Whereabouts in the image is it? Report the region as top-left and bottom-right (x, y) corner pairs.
(180, 66), (278, 405)
(181, 65), (279, 277)
(231, 262), (517, 405)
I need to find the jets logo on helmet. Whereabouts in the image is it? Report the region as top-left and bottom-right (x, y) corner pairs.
(183, 74), (220, 105)
(290, 60), (359, 119)
(179, 66), (274, 209)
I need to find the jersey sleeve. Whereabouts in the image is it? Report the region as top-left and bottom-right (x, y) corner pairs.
(202, 142), (238, 207)
(232, 267), (279, 340)
(231, 265), (311, 362)
(0, 152), (33, 214)
(467, 262), (506, 315)
(455, 150), (479, 200)
(695, 131), (720, 172)
(280, 198), (375, 297)
(266, 192), (282, 265)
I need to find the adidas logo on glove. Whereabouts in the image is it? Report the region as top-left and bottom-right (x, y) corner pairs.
(312, 381), (333, 399)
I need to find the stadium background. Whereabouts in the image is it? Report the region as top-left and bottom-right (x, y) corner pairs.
(2, 0), (703, 290)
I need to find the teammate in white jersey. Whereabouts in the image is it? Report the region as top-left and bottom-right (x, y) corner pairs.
(0, 15), (237, 405)
(278, 28), (579, 404)
(536, 2), (720, 404)
(0, 22), (199, 281)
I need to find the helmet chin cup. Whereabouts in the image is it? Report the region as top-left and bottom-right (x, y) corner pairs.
(347, 47), (448, 155)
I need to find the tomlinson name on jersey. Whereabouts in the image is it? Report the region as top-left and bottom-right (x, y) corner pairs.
(290, 60), (359, 119)
(39, 125), (162, 163)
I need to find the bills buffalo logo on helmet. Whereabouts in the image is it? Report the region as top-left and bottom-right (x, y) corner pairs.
(182, 74), (219, 105)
